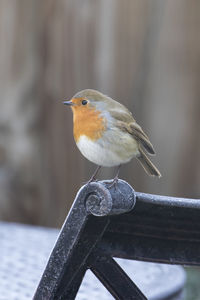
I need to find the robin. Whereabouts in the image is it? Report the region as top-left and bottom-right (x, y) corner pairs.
(64, 89), (161, 186)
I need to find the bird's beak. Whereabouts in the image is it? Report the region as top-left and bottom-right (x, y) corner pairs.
(63, 100), (74, 106)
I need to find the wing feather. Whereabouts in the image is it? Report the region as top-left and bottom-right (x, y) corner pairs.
(110, 110), (155, 155)
(129, 123), (155, 155)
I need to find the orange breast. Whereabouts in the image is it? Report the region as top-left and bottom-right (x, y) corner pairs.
(72, 106), (106, 142)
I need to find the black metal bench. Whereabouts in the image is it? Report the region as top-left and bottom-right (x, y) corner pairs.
(33, 179), (200, 299)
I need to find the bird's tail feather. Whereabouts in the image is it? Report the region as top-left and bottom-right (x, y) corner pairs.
(137, 148), (161, 177)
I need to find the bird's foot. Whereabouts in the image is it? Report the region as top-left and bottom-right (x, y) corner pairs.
(86, 177), (98, 185)
(106, 176), (119, 190)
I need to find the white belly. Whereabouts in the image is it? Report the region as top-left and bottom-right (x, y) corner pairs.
(76, 135), (138, 167)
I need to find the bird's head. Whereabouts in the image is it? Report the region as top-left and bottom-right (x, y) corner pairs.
(63, 89), (109, 141)
(63, 89), (113, 115)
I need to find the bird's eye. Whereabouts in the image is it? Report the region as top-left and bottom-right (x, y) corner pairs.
(82, 100), (88, 105)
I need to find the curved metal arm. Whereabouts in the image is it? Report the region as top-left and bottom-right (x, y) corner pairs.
(136, 191), (200, 209)
(83, 179), (200, 215)
(84, 180), (136, 216)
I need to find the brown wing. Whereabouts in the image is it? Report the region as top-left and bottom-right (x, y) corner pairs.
(129, 123), (155, 155)
(109, 109), (135, 124)
(109, 109), (155, 155)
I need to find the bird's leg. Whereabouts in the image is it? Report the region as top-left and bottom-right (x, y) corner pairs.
(108, 165), (121, 189)
(87, 165), (101, 184)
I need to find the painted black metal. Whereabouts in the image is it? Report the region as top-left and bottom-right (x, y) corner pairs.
(34, 179), (200, 299)
(89, 251), (147, 300)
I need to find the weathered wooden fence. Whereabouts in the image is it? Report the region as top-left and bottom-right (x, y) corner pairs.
(0, 0), (200, 226)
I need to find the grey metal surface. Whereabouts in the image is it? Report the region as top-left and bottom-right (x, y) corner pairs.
(0, 221), (185, 300)
(136, 192), (200, 209)
(85, 180), (136, 216)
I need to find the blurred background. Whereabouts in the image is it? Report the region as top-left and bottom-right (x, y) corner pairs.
(0, 0), (200, 227)
(0, 0), (200, 298)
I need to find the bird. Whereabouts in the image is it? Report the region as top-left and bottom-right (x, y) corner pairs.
(63, 89), (161, 186)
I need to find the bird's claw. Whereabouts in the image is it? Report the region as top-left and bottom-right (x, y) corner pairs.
(105, 177), (119, 190)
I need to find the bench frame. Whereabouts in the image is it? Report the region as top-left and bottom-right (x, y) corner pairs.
(34, 180), (200, 300)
